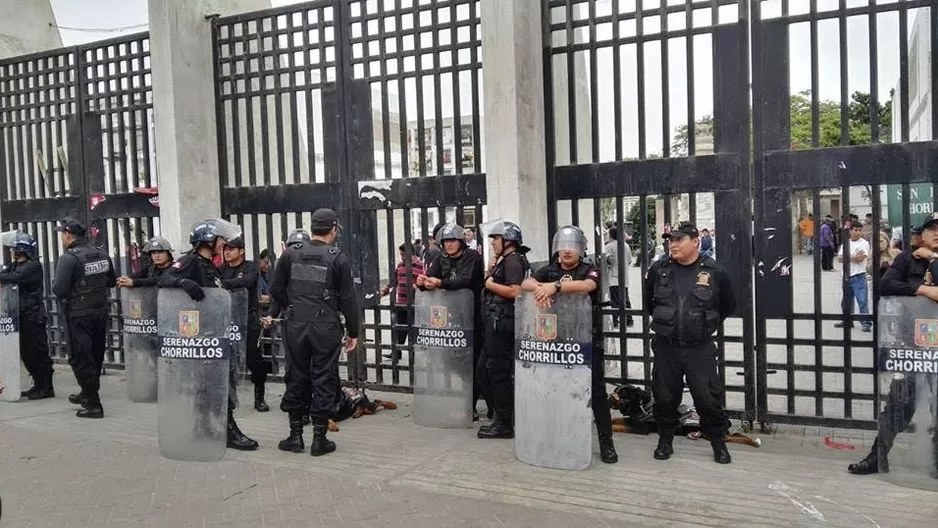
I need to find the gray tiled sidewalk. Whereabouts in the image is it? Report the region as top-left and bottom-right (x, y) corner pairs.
(1, 367), (936, 528)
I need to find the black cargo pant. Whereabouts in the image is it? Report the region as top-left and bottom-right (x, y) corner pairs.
(66, 312), (108, 403)
(651, 337), (730, 438)
(280, 319), (343, 424)
(591, 342), (613, 437)
(874, 374), (938, 465)
(245, 318), (270, 386)
(484, 309), (513, 423)
(20, 312), (53, 384)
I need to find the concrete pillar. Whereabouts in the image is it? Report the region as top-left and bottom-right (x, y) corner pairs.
(481, 0), (550, 262)
(148, 0), (269, 249)
(0, 0), (62, 59)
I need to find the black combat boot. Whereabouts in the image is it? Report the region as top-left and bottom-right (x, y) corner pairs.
(278, 414), (305, 453)
(68, 392), (87, 405)
(254, 383), (270, 412)
(477, 412), (513, 439)
(76, 394), (103, 419)
(27, 374), (55, 400)
(848, 440), (882, 475)
(20, 380), (38, 398)
(309, 423), (336, 456)
(653, 433), (674, 460)
(226, 411), (259, 450)
(598, 432), (619, 464)
(711, 438), (731, 464)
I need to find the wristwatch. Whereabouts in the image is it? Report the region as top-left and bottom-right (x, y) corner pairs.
(553, 280), (563, 292)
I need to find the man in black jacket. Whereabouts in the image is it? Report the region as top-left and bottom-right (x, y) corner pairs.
(52, 218), (117, 418)
(848, 212), (938, 475)
(117, 236), (175, 288)
(157, 218), (259, 451)
(418, 222), (488, 420)
(0, 230), (53, 400)
(218, 236), (270, 412)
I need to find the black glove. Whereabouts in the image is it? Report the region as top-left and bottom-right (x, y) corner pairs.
(180, 279), (205, 301)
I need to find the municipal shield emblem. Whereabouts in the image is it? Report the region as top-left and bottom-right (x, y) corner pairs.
(430, 306), (448, 328)
(179, 311), (200, 337)
(536, 313), (557, 341)
(915, 319), (938, 347)
(129, 300), (142, 319)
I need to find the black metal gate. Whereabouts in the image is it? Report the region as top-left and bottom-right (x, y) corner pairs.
(544, 0), (938, 430)
(543, 0), (756, 423)
(751, 0), (938, 429)
(212, 0), (487, 391)
(0, 33), (160, 365)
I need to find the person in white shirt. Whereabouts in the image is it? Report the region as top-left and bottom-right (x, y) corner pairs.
(603, 227), (633, 327)
(837, 222), (872, 332)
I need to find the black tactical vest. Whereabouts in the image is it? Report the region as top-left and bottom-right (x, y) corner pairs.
(11, 261), (45, 316)
(286, 242), (340, 323)
(484, 252), (530, 309)
(650, 257), (722, 344)
(67, 245), (111, 314)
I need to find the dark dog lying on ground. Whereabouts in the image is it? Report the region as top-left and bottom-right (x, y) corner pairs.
(302, 386), (398, 431)
(609, 384), (761, 448)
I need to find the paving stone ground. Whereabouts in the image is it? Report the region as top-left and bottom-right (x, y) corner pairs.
(1, 367), (936, 528)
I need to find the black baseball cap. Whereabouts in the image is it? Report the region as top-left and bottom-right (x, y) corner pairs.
(311, 208), (341, 231)
(910, 225), (923, 236)
(54, 217), (86, 236)
(223, 236), (245, 249)
(919, 212), (938, 232)
(663, 221), (699, 240)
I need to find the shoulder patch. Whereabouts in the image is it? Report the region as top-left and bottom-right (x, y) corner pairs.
(172, 261), (183, 269)
(587, 268), (600, 279)
(329, 247), (340, 255)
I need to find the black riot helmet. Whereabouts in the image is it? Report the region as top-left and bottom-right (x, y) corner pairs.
(143, 236), (174, 254)
(436, 222), (466, 245)
(488, 220), (523, 245)
(0, 230), (38, 258)
(188, 218), (242, 248)
(286, 228), (311, 246)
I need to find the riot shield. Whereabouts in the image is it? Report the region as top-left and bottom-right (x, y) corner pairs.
(876, 296), (938, 491)
(122, 287), (159, 402)
(228, 289), (248, 403)
(412, 289), (475, 428)
(0, 284), (19, 403)
(515, 291), (593, 470)
(157, 288), (232, 462)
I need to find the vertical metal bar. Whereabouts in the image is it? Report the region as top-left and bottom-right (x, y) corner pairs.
(244, 20), (258, 188)
(588, 0), (599, 163)
(636, 0), (647, 159)
(612, 0), (622, 162)
(303, 9), (317, 182)
(810, 0), (820, 147)
(272, 14), (286, 186)
(565, 0), (578, 164)
(431, 5), (444, 176)
(287, 13), (301, 184)
(660, 0), (670, 159)
(868, 0), (879, 144)
(543, 1), (558, 238)
(379, 3), (392, 179)
(259, 17), (272, 187)
(686, 2), (696, 157)
(450, 0), (463, 175)
(468, 0), (482, 174)
(898, 1), (910, 143)
(639, 194), (650, 384)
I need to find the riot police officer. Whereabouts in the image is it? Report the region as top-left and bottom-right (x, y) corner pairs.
(477, 220), (529, 439)
(521, 225), (619, 463)
(418, 222), (488, 420)
(218, 236), (271, 412)
(0, 230), (53, 399)
(643, 221), (736, 464)
(848, 212), (938, 475)
(270, 209), (359, 456)
(52, 218), (117, 418)
(157, 218), (259, 451)
(117, 236), (175, 288)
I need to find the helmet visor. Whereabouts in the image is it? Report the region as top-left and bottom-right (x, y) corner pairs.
(0, 230), (20, 248)
(210, 219), (243, 242)
(551, 227), (586, 255)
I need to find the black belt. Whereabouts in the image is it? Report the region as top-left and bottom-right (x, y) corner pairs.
(656, 336), (705, 348)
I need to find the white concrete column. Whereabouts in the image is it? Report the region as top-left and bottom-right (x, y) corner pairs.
(148, 0), (269, 249)
(0, 0), (62, 59)
(481, 0), (550, 262)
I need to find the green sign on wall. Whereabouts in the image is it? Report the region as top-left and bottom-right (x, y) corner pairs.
(887, 184), (934, 228)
